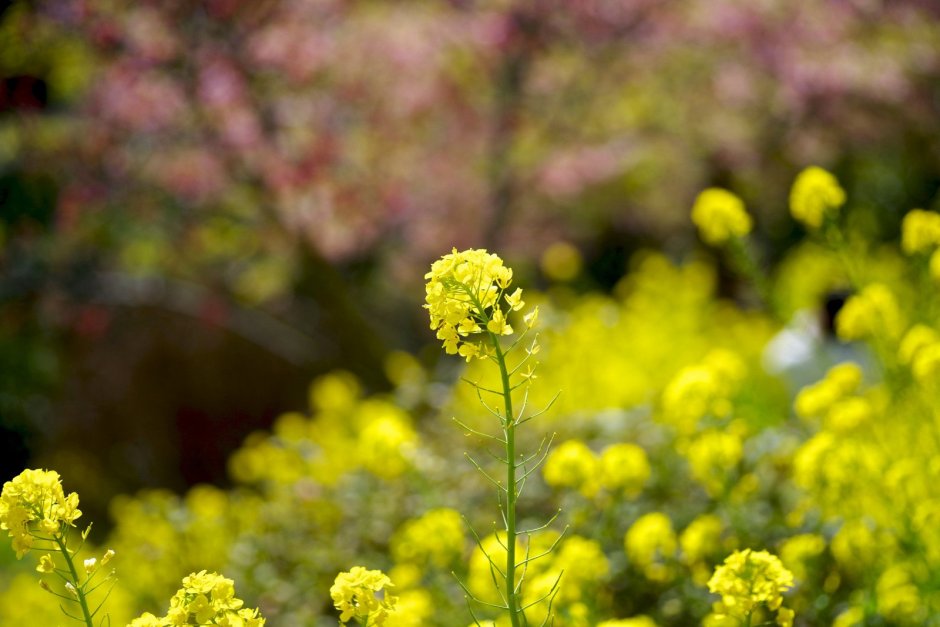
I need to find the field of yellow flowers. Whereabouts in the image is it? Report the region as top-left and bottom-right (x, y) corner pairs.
(2, 167), (939, 625)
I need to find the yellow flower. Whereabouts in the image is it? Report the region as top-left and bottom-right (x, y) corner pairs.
(686, 430), (743, 496)
(835, 283), (903, 341)
(789, 166), (846, 228)
(598, 443), (650, 497)
(425, 248), (527, 359)
(707, 549), (794, 618)
(901, 208), (940, 254)
(681, 515), (723, 563)
(0, 469), (82, 558)
(543, 439), (598, 497)
(691, 188), (752, 245)
(624, 512), (677, 582)
(143, 570), (263, 627)
(36, 554), (55, 574)
(128, 613), (163, 627)
(331, 566), (397, 625)
(391, 508), (465, 568)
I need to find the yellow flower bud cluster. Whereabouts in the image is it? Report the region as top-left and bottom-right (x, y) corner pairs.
(835, 283), (903, 342)
(0, 469), (82, 558)
(789, 166), (846, 229)
(624, 512), (678, 583)
(128, 570), (264, 627)
(331, 566), (397, 626)
(391, 508), (465, 568)
(691, 188), (752, 245)
(425, 248), (535, 361)
(707, 549), (794, 623)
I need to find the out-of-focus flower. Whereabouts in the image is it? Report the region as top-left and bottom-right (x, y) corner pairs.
(625, 512), (677, 582)
(543, 440), (599, 497)
(835, 283), (903, 341)
(901, 209), (940, 255)
(691, 188), (752, 245)
(789, 166), (846, 229)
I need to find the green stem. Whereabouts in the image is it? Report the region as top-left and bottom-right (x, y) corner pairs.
(492, 333), (521, 627)
(54, 533), (94, 627)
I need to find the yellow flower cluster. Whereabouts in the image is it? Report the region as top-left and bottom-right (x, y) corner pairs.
(901, 208), (940, 254)
(835, 283), (904, 341)
(598, 442), (651, 497)
(331, 566), (397, 625)
(542, 440), (598, 497)
(128, 571), (264, 627)
(425, 248), (534, 361)
(660, 349), (746, 434)
(0, 469), (82, 558)
(624, 512), (677, 582)
(229, 373), (419, 486)
(793, 362), (874, 431)
(691, 188), (752, 245)
(391, 508), (465, 568)
(707, 549), (794, 625)
(899, 323), (940, 384)
(789, 166), (846, 229)
(543, 440), (651, 499)
(685, 430), (743, 496)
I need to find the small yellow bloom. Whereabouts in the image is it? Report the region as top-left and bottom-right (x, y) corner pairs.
(691, 188), (752, 245)
(36, 554), (55, 574)
(789, 166), (846, 228)
(504, 287), (525, 311)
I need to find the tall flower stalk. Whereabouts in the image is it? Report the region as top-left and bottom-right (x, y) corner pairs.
(425, 248), (561, 626)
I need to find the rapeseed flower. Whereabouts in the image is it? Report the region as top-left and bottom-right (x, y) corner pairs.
(0, 469), (82, 558)
(835, 283), (903, 341)
(127, 570), (264, 627)
(543, 439), (599, 497)
(789, 166), (846, 229)
(392, 508), (465, 568)
(624, 512), (677, 582)
(331, 566), (397, 625)
(707, 549), (794, 623)
(901, 209), (940, 254)
(425, 248), (525, 361)
(691, 188), (752, 245)
(598, 443), (650, 497)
